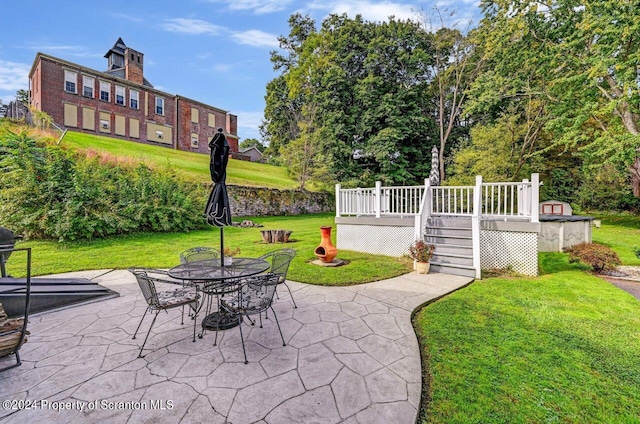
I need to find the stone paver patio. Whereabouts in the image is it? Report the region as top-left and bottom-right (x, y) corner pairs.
(0, 270), (472, 423)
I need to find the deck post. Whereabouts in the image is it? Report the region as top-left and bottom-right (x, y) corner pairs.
(518, 178), (528, 216)
(335, 184), (341, 218)
(472, 175), (482, 279)
(375, 181), (382, 218)
(414, 178), (431, 241)
(531, 173), (540, 223)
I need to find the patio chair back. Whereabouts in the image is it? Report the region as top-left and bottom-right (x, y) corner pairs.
(220, 273), (287, 363)
(259, 249), (296, 284)
(237, 273), (280, 315)
(180, 247), (220, 264)
(130, 269), (161, 309)
(128, 268), (199, 357)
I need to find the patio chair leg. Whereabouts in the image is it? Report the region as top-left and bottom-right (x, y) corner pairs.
(133, 307), (150, 340)
(138, 311), (159, 358)
(270, 306), (286, 347)
(181, 306), (185, 325)
(284, 282), (297, 308)
(237, 315), (249, 364)
(199, 294), (215, 339)
(191, 302), (198, 342)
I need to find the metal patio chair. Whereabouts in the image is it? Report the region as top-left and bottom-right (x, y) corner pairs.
(129, 268), (199, 358)
(257, 249), (297, 308)
(179, 247), (221, 265)
(219, 273), (286, 364)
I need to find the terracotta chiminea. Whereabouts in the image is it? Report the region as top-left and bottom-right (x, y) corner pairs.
(314, 226), (338, 263)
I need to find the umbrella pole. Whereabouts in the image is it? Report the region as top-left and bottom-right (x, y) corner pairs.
(220, 227), (225, 268)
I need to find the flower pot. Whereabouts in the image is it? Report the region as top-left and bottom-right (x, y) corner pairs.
(416, 261), (430, 274)
(224, 256), (233, 266)
(314, 226), (338, 263)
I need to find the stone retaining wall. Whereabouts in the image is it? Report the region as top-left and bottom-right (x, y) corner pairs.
(227, 185), (333, 217)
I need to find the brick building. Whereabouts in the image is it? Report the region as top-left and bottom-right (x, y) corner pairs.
(28, 38), (239, 153)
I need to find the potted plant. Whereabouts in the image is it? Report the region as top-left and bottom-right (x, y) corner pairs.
(408, 240), (435, 274)
(223, 247), (241, 266)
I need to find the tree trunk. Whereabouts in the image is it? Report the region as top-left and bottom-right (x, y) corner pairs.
(631, 156), (640, 197)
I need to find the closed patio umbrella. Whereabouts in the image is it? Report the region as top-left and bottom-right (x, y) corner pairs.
(204, 128), (232, 266)
(429, 146), (440, 186)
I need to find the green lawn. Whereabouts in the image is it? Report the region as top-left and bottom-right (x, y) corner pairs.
(61, 130), (299, 189)
(414, 215), (640, 423)
(8, 212), (412, 285)
(592, 215), (640, 265)
(415, 253), (640, 423)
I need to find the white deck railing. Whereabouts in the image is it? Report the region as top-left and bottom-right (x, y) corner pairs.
(336, 174), (540, 223)
(335, 181), (428, 218)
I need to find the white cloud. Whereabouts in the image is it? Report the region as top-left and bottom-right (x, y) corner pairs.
(25, 43), (100, 58)
(231, 30), (279, 48)
(111, 12), (144, 22)
(235, 110), (264, 139)
(0, 60), (30, 91)
(205, 0), (294, 14)
(212, 63), (233, 72)
(161, 18), (227, 35)
(308, 0), (421, 23)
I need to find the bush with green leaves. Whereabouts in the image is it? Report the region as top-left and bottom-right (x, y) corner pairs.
(0, 130), (208, 240)
(565, 242), (621, 273)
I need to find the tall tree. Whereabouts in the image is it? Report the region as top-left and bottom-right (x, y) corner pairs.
(261, 14), (316, 159)
(474, 0), (640, 196)
(239, 138), (266, 153)
(264, 14), (437, 187)
(424, 8), (483, 182)
(16, 89), (29, 105)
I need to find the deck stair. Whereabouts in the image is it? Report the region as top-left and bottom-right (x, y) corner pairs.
(424, 217), (476, 278)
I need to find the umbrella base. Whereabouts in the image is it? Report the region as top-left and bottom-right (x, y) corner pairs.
(201, 311), (242, 331)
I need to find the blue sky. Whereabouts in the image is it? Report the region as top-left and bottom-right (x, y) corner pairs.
(0, 0), (481, 141)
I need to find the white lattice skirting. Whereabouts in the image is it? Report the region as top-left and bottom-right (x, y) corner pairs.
(481, 230), (538, 276)
(337, 224), (415, 257)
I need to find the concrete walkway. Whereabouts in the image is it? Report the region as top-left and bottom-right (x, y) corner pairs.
(0, 270), (472, 423)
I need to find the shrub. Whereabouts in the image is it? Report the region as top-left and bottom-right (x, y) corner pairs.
(565, 242), (621, 273)
(0, 130), (208, 241)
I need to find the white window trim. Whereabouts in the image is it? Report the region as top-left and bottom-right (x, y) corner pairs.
(115, 85), (125, 106)
(82, 75), (94, 98)
(99, 81), (111, 102)
(64, 70), (77, 94)
(155, 97), (164, 115)
(130, 90), (139, 109)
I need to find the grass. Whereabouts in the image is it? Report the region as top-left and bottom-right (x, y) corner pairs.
(415, 253), (640, 423)
(60, 130), (299, 189)
(415, 216), (640, 423)
(8, 213), (412, 285)
(591, 215), (640, 265)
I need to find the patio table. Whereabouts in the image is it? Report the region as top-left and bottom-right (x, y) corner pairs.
(168, 257), (269, 333)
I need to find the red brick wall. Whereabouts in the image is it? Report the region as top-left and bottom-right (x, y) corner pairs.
(176, 99), (238, 154)
(30, 55), (237, 155)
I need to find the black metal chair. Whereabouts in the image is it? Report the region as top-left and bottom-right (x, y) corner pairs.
(258, 249), (297, 308)
(0, 244), (31, 372)
(129, 268), (199, 358)
(219, 273), (286, 364)
(179, 247), (221, 264)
